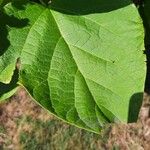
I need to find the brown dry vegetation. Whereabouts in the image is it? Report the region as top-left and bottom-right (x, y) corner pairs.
(0, 88), (150, 150)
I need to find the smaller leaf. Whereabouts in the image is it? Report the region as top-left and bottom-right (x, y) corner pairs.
(0, 68), (19, 102)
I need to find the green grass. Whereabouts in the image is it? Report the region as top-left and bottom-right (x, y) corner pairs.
(0, 125), (5, 133)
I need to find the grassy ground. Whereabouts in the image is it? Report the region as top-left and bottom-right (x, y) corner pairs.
(0, 88), (150, 150)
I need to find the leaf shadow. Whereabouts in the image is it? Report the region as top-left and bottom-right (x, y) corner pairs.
(49, 0), (132, 15)
(128, 92), (143, 123)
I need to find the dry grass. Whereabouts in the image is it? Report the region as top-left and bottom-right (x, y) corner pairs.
(0, 88), (150, 150)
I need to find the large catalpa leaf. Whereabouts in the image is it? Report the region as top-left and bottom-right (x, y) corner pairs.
(0, 1), (145, 133)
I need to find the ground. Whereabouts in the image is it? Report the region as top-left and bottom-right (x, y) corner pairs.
(0, 88), (150, 150)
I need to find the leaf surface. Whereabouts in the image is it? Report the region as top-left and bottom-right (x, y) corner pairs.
(0, 1), (145, 133)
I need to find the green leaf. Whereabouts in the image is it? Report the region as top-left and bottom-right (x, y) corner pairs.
(0, 1), (145, 133)
(0, 68), (19, 102)
(0, 0), (10, 8)
(0, 0), (3, 5)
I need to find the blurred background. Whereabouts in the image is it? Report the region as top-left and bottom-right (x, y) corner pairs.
(0, 88), (150, 150)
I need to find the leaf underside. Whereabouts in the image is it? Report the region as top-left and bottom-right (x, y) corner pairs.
(0, 0), (145, 133)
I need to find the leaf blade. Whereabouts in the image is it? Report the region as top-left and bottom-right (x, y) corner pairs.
(0, 1), (145, 132)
